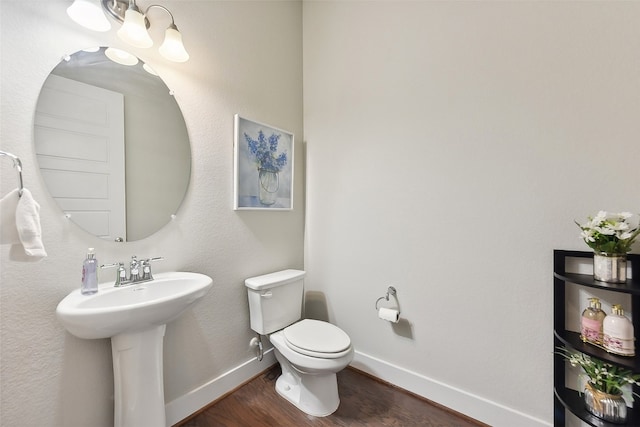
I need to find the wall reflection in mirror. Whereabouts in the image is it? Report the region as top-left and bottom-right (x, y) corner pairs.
(34, 47), (191, 242)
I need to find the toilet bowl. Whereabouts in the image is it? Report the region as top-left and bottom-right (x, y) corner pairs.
(269, 319), (354, 416)
(245, 270), (354, 417)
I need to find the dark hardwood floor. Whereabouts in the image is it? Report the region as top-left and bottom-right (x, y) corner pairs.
(176, 366), (488, 427)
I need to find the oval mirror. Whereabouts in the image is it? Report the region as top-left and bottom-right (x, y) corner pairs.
(34, 47), (191, 242)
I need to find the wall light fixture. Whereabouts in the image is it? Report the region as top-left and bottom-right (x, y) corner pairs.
(66, 0), (190, 63)
(67, 0), (111, 32)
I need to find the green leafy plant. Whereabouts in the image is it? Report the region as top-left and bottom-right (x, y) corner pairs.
(556, 347), (640, 398)
(576, 211), (640, 254)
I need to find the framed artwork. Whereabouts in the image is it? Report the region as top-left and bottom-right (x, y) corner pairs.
(234, 114), (294, 210)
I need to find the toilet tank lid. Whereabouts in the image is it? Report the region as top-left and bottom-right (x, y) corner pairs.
(245, 269), (306, 290)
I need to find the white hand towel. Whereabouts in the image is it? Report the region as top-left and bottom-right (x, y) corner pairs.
(0, 188), (21, 244)
(1, 188), (47, 261)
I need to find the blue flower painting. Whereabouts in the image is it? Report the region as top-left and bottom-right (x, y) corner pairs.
(234, 115), (294, 210)
(245, 130), (288, 172)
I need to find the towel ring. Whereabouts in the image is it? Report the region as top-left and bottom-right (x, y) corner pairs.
(375, 286), (398, 310)
(0, 150), (24, 197)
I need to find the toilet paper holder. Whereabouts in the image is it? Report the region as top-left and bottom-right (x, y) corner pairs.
(375, 286), (399, 313)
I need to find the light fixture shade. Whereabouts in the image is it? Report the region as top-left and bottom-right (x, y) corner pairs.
(67, 0), (111, 32)
(104, 48), (139, 66)
(159, 26), (189, 63)
(118, 9), (153, 48)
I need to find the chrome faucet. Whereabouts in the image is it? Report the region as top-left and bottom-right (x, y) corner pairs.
(129, 256), (141, 282)
(101, 255), (164, 287)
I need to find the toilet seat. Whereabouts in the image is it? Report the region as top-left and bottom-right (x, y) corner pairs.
(283, 319), (351, 359)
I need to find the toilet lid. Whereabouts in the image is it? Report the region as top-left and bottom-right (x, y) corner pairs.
(283, 319), (351, 355)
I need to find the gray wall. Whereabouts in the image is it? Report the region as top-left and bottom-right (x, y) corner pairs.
(303, 1), (640, 426)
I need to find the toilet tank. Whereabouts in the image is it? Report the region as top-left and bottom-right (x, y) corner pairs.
(245, 269), (306, 335)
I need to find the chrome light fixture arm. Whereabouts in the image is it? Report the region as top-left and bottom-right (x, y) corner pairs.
(144, 4), (176, 26)
(102, 0), (173, 24)
(101, 0), (136, 24)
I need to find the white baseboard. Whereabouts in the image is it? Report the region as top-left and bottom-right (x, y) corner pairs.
(351, 350), (551, 427)
(165, 349), (277, 426)
(165, 348), (550, 427)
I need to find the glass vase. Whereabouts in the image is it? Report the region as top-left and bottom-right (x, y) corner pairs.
(583, 383), (627, 424)
(258, 168), (279, 206)
(593, 252), (627, 283)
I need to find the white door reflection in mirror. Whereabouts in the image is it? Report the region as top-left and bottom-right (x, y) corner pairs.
(35, 74), (126, 241)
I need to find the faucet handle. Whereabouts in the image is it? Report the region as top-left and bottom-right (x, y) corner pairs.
(100, 262), (128, 287)
(141, 257), (164, 281)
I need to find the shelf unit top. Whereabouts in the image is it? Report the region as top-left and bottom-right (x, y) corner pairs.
(554, 272), (640, 295)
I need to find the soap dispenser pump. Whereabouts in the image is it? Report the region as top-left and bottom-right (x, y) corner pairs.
(580, 297), (606, 345)
(81, 248), (98, 295)
(603, 304), (635, 356)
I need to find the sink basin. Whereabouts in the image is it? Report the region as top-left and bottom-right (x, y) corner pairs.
(57, 271), (213, 339)
(56, 271), (213, 427)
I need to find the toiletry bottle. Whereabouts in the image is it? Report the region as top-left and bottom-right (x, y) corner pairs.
(580, 297), (606, 345)
(603, 304), (635, 356)
(81, 248), (98, 295)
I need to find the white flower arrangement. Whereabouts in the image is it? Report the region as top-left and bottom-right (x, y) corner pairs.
(576, 211), (640, 254)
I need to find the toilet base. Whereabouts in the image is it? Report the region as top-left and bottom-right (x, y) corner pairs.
(273, 350), (340, 417)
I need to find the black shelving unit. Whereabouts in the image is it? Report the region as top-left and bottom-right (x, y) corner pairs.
(554, 250), (640, 426)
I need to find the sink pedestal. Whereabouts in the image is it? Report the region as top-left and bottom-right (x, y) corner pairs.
(56, 272), (213, 427)
(111, 325), (167, 427)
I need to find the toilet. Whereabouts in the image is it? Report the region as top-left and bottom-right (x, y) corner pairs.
(245, 269), (354, 417)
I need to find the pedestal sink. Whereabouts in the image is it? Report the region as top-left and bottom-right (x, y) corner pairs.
(56, 271), (213, 427)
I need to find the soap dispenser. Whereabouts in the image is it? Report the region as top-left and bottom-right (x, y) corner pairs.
(603, 304), (635, 356)
(81, 248), (98, 295)
(580, 297), (606, 345)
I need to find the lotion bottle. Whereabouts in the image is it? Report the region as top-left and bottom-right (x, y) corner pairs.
(81, 248), (98, 295)
(580, 297), (606, 345)
(603, 304), (635, 356)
